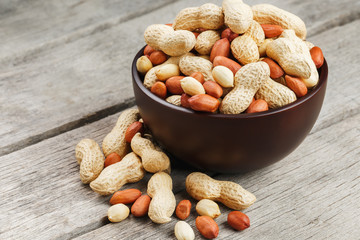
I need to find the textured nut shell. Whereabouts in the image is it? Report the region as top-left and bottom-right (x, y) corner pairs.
(174, 221), (195, 240)
(144, 24), (196, 56)
(179, 55), (214, 82)
(131, 133), (171, 173)
(160, 30), (197, 56)
(90, 152), (145, 195)
(255, 77), (297, 109)
(102, 108), (140, 157)
(195, 30), (221, 55)
(222, 0), (253, 34)
(258, 38), (273, 57)
(186, 172), (256, 210)
(75, 139), (104, 184)
(173, 3), (224, 31)
(252, 4), (307, 39)
(196, 199), (221, 218)
(107, 204), (130, 223)
(243, 20), (265, 46)
(231, 35), (259, 65)
(180, 77), (206, 96)
(147, 172), (176, 224)
(166, 95), (182, 106)
(266, 30), (318, 84)
(144, 55), (183, 89)
(220, 62), (270, 114)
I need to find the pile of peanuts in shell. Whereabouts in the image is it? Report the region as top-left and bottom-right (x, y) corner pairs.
(75, 1), (325, 239)
(76, 107), (256, 239)
(136, 0), (324, 114)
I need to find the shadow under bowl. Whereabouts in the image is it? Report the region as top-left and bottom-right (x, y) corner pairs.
(131, 46), (328, 173)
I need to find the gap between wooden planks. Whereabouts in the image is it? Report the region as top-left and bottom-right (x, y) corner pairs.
(1, 0), (359, 156)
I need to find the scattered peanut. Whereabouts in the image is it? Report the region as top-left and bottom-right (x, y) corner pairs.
(90, 152), (145, 195)
(176, 200), (192, 220)
(125, 121), (143, 143)
(174, 221), (195, 240)
(131, 194), (151, 217)
(110, 188), (142, 205)
(186, 172), (256, 210)
(195, 216), (219, 239)
(75, 139), (104, 184)
(147, 172), (176, 224)
(227, 211), (250, 231)
(196, 199), (221, 219)
(131, 132), (171, 173)
(107, 204), (130, 223)
(102, 108), (140, 157)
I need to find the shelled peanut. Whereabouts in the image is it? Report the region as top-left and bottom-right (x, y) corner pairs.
(136, 0), (324, 114)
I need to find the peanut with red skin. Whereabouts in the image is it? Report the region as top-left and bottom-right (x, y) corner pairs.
(151, 82), (167, 99)
(131, 195), (151, 217)
(285, 75), (308, 97)
(175, 200), (192, 220)
(310, 46), (324, 68)
(210, 38), (230, 62)
(110, 189), (142, 205)
(203, 81), (223, 99)
(166, 76), (185, 95)
(149, 51), (167, 65)
(227, 211), (250, 231)
(188, 94), (220, 113)
(246, 99), (269, 113)
(125, 121), (144, 143)
(104, 152), (122, 168)
(196, 216), (219, 239)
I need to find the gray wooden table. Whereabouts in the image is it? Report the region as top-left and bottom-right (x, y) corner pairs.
(1, 0), (359, 239)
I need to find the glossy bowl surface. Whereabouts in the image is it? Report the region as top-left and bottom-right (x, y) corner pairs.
(132, 47), (328, 173)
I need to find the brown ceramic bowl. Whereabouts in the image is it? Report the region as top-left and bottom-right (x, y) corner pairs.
(132, 47), (328, 173)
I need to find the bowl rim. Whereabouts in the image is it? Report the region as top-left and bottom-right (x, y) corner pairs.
(132, 46), (328, 119)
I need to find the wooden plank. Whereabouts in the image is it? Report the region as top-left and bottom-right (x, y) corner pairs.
(73, 113), (360, 240)
(0, 0), (177, 58)
(0, 109), (200, 240)
(1, 0), (359, 156)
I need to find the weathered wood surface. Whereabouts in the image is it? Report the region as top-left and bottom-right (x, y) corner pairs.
(0, 109), (200, 240)
(1, 0), (360, 156)
(74, 114), (360, 240)
(0, 0), (177, 58)
(0, 0), (360, 239)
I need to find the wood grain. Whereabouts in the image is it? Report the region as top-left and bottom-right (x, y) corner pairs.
(0, 0), (177, 58)
(0, 109), (199, 240)
(1, 0), (359, 156)
(72, 113), (360, 240)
